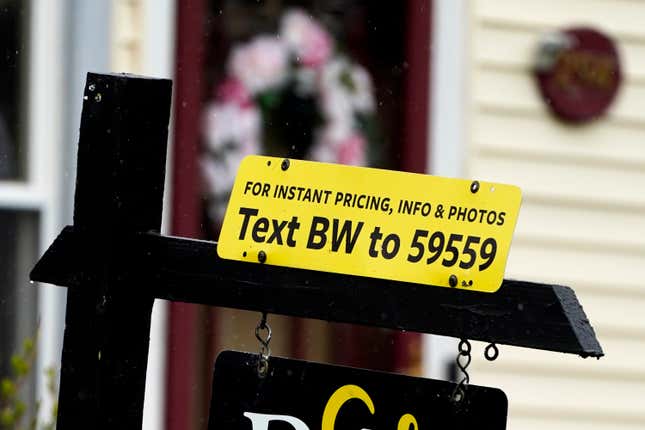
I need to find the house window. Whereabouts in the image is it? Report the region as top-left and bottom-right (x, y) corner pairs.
(0, 7), (42, 425)
(0, 1), (25, 180)
(0, 1), (36, 379)
(0, 0), (66, 423)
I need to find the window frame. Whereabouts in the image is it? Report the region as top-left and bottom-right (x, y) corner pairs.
(0, 0), (67, 423)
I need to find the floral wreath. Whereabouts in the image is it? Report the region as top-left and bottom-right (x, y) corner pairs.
(201, 8), (380, 224)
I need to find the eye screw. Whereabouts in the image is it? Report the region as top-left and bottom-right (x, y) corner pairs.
(449, 275), (458, 288)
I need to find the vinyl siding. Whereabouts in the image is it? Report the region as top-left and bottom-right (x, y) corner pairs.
(467, 1), (645, 428)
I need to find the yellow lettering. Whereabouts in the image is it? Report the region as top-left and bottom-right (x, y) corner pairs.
(322, 384), (375, 430)
(397, 413), (419, 430)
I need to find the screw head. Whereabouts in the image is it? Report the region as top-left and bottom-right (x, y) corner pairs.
(281, 159), (290, 171)
(470, 180), (480, 193)
(449, 274), (458, 288)
(258, 250), (267, 264)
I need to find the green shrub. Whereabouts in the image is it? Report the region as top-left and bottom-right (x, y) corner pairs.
(0, 336), (57, 430)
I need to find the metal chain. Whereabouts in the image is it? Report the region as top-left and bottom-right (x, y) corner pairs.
(255, 312), (272, 378)
(451, 339), (472, 402)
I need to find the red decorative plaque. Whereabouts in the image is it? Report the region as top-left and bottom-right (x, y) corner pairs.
(534, 27), (622, 123)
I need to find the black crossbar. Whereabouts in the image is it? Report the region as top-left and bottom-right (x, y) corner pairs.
(31, 226), (603, 358)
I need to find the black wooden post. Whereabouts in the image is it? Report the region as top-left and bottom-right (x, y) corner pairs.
(55, 73), (171, 428)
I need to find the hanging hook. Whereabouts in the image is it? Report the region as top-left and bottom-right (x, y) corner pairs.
(484, 342), (499, 361)
(255, 312), (272, 378)
(451, 339), (472, 403)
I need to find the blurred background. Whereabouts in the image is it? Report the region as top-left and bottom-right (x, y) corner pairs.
(0, 0), (643, 429)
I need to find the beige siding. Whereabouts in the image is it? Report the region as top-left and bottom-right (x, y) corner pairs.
(468, 0), (645, 428)
(111, 0), (144, 72)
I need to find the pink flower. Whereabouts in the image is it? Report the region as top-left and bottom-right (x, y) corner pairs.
(215, 77), (253, 108)
(338, 133), (367, 166)
(228, 36), (289, 94)
(308, 125), (367, 166)
(281, 9), (333, 69)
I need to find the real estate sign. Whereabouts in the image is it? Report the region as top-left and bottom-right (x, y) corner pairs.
(209, 351), (508, 430)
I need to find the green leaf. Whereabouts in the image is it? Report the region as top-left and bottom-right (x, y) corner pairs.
(339, 68), (356, 92)
(22, 338), (34, 355)
(14, 400), (25, 420)
(0, 379), (16, 400)
(10, 355), (29, 377)
(0, 407), (15, 426)
(28, 413), (37, 430)
(45, 367), (57, 395)
(257, 91), (282, 110)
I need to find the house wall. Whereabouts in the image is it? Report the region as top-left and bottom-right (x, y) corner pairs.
(112, 0), (144, 72)
(466, 1), (645, 428)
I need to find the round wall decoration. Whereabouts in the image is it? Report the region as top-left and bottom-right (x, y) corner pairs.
(534, 27), (622, 123)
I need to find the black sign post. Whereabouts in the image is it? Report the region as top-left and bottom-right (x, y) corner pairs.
(31, 73), (603, 429)
(42, 73), (171, 428)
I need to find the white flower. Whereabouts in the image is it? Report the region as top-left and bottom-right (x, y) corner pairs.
(202, 157), (234, 222)
(201, 156), (236, 197)
(281, 8), (333, 68)
(202, 102), (261, 153)
(322, 118), (353, 143)
(346, 63), (375, 113)
(201, 100), (261, 222)
(320, 84), (354, 126)
(308, 132), (338, 164)
(294, 68), (318, 96)
(319, 57), (375, 122)
(228, 36), (289, 94)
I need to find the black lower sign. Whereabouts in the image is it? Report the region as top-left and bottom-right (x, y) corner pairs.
(209, 351), (507, 430)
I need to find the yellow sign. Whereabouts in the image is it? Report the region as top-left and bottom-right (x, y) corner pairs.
(217, 156), (522, 292)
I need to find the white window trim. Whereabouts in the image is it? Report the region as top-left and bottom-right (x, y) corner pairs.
(27, 0), (66, 423)
(423, 0), (470, 381)
(139, 0), (177, 428)
(0, 183), (47, 210)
